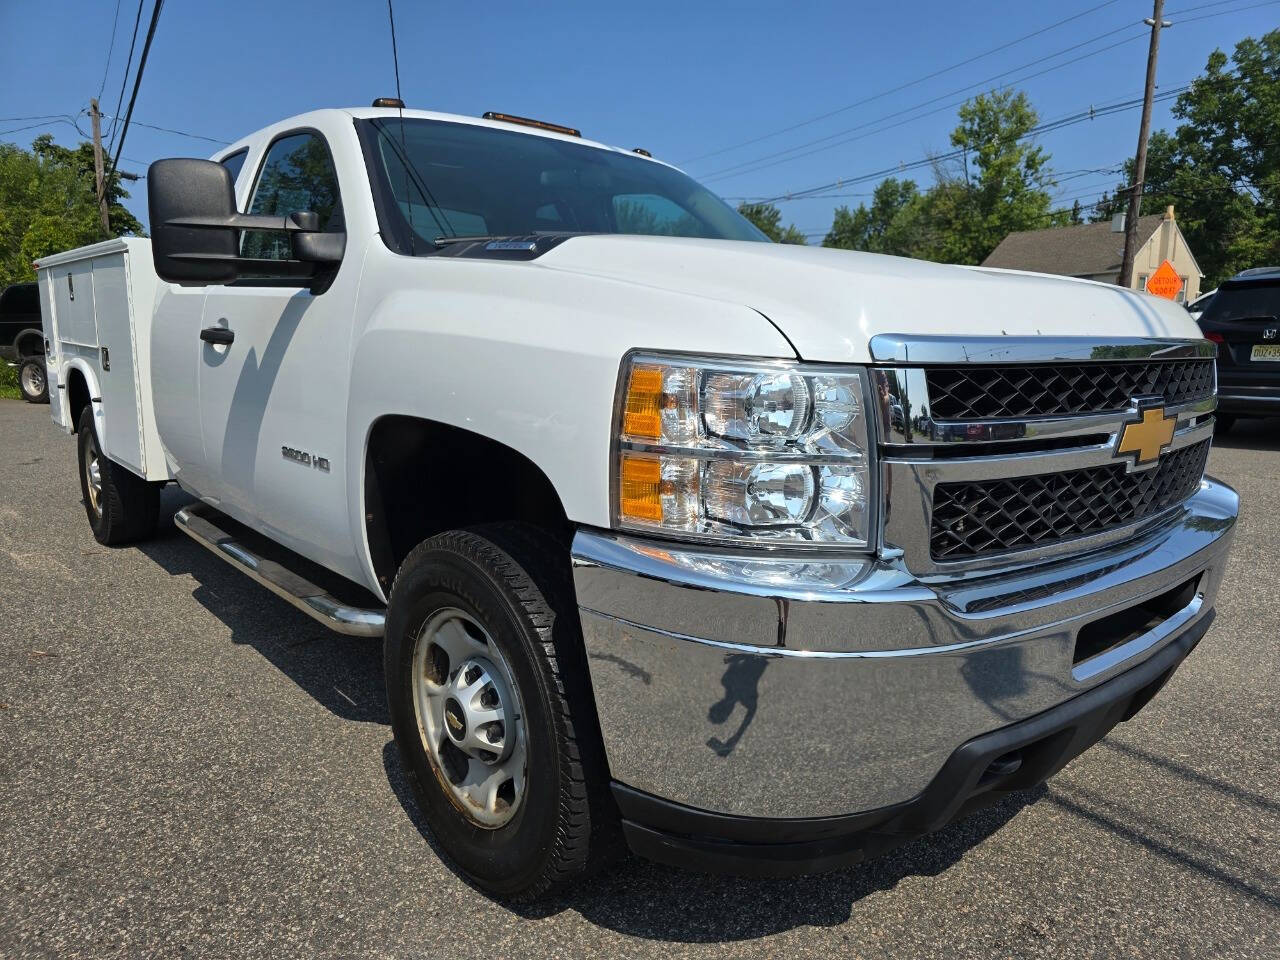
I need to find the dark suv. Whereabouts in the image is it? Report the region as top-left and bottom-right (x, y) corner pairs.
(0, 282), (49, 403)
(1198, 267), (1280, 432)
(0, 282), (43, 360)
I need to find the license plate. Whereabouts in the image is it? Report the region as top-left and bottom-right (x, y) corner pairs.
(1251, 344), (1280, 361)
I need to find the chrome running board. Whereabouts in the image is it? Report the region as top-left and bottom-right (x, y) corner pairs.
(174, 503), (385, 638)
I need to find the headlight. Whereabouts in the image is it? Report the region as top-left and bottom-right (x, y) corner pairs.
(613, 353), (876, 548)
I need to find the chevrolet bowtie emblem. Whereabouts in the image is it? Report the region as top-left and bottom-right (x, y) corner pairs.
(1115, 404), (1176, 467)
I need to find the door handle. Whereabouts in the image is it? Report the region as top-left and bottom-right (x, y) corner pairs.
(200, 326), (234, 345)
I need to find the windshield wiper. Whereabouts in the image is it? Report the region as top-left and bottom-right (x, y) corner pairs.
(432, 232), (589, 248)
(433, 235), (510, 247)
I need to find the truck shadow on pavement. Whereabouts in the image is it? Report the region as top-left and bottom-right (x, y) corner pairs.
(136, 489), (388, 725)
(380, 739), (1045, 941)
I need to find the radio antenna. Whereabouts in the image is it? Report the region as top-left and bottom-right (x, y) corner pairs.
(386, 0), (415, 253)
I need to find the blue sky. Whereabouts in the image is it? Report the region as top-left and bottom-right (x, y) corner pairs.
(2, 0), (1275, 237)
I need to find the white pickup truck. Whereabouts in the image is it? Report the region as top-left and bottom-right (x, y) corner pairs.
(36, 104), (1237, 899)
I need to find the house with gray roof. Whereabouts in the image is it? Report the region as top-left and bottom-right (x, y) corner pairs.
(981, 206), (1203, 303)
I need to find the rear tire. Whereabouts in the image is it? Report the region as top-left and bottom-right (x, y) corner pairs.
(19, 358), (48, 404)
(384, 524), (616, 900)
(1214, 414), (1235, 435)
(76, 406), (160, 545)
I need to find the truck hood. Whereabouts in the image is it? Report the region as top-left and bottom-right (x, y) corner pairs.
(537, 235), (1202, 363)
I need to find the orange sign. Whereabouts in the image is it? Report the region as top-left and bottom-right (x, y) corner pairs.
(1145, 259), (1183, 300)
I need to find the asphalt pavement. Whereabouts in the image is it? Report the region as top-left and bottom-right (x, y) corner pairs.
(1, 398), (1277, 958)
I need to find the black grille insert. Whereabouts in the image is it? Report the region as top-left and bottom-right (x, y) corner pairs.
(1073, 575), (1201, 665)
(931, 439), (1210, 560)
(926, 360), (1214, 420)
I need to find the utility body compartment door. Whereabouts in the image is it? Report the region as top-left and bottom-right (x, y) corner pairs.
(91, 257), (144, 473)
(52, 262), (97, 348)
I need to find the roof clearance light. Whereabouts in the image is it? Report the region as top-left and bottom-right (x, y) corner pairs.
(482, 111), (581, 138)
(632, 148), (652, 157)
(372, 97), (405, 108)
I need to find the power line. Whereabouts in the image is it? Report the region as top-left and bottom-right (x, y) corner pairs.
(97, 0), (125, 102)
(698, 25), (1149, 183)
(686, 0), (1264, 170)
(104, 116), (230, 145)
(0, 114), (72, 123)
(1167, 0), (1277, 15)
(106, 0), (145, 151)
(692, 0), (1274, 187)
(1173, 0), (1280, 21)
(758, 85), (1187, 204)
(678, 0), (1127, 165)
(111, 0), (164, 175)
(0, 118), (77, 138)
(0, 110), (227, 146)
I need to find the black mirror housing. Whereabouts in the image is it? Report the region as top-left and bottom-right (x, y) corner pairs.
(147, 158), (345, 289)
(148, 159), (238, 284)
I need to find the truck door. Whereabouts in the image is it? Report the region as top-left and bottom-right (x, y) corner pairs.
(197, 129), (359, 577)
(150, 148), (256, 497)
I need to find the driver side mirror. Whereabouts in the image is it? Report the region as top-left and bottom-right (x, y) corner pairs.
(148, 158), (345, 287)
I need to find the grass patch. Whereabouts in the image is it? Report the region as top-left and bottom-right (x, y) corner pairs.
(0, 362), (21, 400)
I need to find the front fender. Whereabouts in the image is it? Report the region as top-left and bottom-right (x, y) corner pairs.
(343, 251), (796, 594)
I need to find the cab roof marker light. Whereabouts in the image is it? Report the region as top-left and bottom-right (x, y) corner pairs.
(372, 97), (405, 108)
(482, 111), (581, 138)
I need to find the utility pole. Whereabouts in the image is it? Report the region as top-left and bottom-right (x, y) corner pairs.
(1118, 0), (1170, 290)
(90, 98), (110, 237)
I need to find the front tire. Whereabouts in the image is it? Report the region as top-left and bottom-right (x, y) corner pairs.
(1214, 414), (1235, 435)
(19, 358), (48, 404)
(76, 406), (160, 545)
(385, 525), (615, 900)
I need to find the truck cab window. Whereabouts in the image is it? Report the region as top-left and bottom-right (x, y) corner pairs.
(219, 149), (248, 187)
(242, 132), (341, 261)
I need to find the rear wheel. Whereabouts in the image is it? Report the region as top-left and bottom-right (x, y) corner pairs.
(19, 358), (47, 404)
(1214, 414), (1235, 435)
(76, 406), (160, 545)
(384, 524), (615, 900)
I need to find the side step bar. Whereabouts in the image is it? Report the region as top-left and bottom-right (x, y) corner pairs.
(174, 503), (386, 638)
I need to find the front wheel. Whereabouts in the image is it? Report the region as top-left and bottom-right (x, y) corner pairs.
(1214, 414), (1236, 435)
(19, 358), (48, 404)
(76, 406), (160, 545)
(384, 525), (615, 900)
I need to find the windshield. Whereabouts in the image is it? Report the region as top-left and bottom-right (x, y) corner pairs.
(357, 117), (767, 253)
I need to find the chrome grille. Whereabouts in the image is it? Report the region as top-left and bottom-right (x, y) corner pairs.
(930, 439), (1211, 560)
(925, 360), (1214, 420)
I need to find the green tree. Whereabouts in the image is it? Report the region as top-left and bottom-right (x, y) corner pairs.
(0, 134), (144, 288)
(822, 177), (925, 255)
(922, 90), (1061, 264)
(737, 201), (808, 244)
(1110, 31), (1279, 286)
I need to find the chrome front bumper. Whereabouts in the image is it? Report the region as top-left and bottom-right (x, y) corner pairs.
(571, 477), (1238, 820)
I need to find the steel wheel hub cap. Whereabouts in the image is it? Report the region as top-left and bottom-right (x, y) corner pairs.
(86, 452), (103, 516)
(22, 365), (44, 394)
(411, 608), (526, 828)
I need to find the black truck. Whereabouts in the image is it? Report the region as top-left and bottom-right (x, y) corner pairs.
(0, 282), (48, 403)
(1199, 267), (1280, 432)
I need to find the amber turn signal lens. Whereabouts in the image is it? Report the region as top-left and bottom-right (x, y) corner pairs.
(618, 454), (664, 522)
(622, 366), (664, 440)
